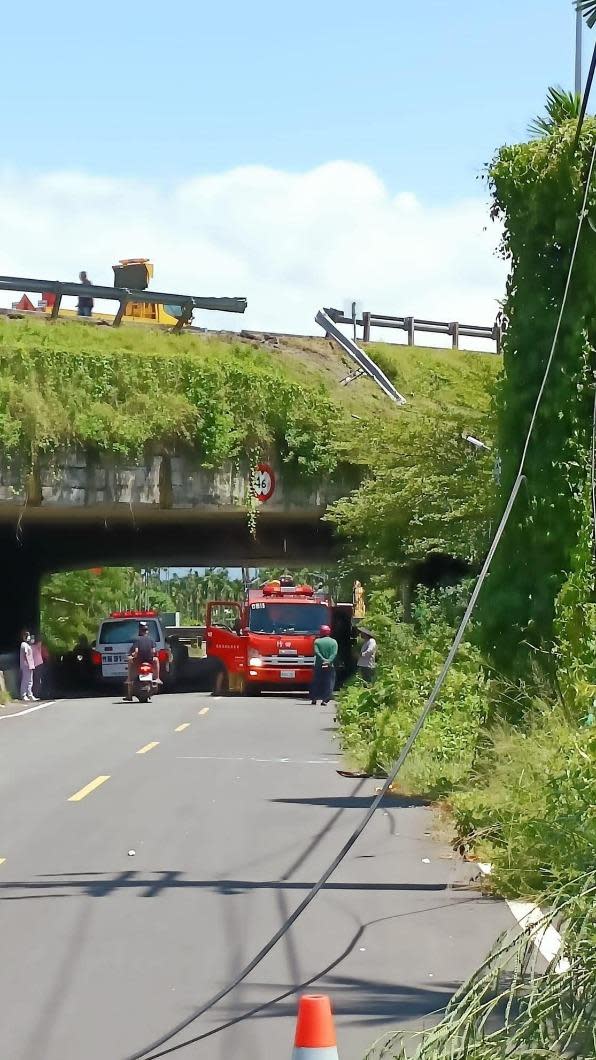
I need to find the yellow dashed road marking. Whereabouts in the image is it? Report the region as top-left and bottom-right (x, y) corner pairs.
(68, 775), (111, 802)
(198, 707), (209, 716)
(175, 723), (190, 732)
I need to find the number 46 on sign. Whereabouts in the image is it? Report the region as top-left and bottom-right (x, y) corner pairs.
(252, 463), (276, 503)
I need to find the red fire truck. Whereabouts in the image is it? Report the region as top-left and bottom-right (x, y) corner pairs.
(205, 576), (353, 694)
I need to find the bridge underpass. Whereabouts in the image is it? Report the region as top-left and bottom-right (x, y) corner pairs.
(0, 507), (337, 650)
(0, 449), (344, 648)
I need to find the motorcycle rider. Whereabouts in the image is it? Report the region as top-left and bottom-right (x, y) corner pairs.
(125, 621), (160, 701)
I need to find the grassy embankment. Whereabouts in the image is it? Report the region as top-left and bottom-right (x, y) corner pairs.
(0, 316), (497, 475)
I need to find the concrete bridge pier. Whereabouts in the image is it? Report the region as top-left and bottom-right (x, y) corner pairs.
(0, 530), (42, 652)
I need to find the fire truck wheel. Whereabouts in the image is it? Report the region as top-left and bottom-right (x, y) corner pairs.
(212, 667), (229, 695)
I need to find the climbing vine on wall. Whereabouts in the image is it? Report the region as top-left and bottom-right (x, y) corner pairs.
(0, 322), (344, 483)
(478, 117), (596, 674)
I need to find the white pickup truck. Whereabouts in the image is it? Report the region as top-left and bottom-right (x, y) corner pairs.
(91, 610), (173, 689)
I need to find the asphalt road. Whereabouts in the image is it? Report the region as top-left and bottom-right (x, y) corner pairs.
(0, 692), (514, 1060)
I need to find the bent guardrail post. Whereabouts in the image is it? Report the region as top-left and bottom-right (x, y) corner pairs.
(316, 309), (406, 405)
(113, 290), (131, 327)
(50, 283), (62, 320)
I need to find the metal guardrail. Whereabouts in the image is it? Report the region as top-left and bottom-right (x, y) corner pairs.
(315, 309), (407, 405)
(0, 275), (247, 332)
(325, 306), (502, 352)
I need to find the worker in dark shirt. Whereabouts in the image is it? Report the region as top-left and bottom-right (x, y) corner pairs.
(77, 270), (94, 317)
(126, 621), (159, 700)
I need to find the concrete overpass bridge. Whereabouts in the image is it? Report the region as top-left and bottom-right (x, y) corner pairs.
(0, 450), (342, 649)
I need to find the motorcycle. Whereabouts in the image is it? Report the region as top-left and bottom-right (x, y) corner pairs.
(131, 661), (158, 703)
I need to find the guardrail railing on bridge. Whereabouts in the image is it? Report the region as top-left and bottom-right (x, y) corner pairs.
(0, 275), (247, 332)
(325, 306), (503, 353)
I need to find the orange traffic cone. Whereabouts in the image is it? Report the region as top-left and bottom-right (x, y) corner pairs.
(292, 995), (339, 1058)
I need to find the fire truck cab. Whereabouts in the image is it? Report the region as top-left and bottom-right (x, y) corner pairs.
(205, 577), (353, 694)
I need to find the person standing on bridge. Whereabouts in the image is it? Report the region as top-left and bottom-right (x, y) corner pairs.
(77, 271), (94, 318)
(311, 624), (338, 706)
(19, 629), (36, 702)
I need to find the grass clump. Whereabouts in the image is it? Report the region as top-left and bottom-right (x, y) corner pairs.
(338, 586), (488, 798)
(451, 705), (595, 897)
(368, 341), (499, 423)
(369, 870), (596, 1059)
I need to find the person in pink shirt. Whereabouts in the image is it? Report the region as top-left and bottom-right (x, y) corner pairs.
(19, 630), (37, 702)
(32, 635), (48, 699)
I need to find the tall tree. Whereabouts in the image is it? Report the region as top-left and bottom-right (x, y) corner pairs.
(478, 103), (596, 674)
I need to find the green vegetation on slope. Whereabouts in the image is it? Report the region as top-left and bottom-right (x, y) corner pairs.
(0, 319), (342, 479)
(0, 317), (496, 450)
(368, 340), (499, 422)
(0, 318), (498, 522)
(320, 339), (500, 576)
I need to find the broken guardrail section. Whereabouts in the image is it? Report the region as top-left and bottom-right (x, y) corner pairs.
(315, 308), (406, 405)
(0, 274), (247, 332)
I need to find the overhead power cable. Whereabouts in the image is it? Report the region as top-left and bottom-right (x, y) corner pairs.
(573, 39), (596, 151)
(127, 96), (596, 1060)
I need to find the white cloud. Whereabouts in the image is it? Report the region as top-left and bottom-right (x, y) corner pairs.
(0, 162), (506, 347)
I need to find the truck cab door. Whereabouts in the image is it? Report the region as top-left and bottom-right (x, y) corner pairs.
(206, 601), (246, 679)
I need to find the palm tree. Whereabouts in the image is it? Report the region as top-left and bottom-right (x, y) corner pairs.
(529, 85), (581, 138)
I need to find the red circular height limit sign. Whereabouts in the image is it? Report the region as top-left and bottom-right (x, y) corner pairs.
(253, 463), (276, 502)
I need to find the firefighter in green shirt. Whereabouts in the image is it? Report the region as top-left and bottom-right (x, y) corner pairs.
(311, 624), (338, 705)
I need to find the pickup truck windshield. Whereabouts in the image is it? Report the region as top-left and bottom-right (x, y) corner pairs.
(99, 619), (160, 644)
(249, 603), (329, 635)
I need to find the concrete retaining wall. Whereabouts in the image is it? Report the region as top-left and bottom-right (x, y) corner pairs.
(0, 451), (341, 514)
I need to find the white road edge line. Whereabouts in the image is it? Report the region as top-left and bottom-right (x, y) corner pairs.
(177, 755), (340, 765)
(477, 863), (568, 973)
(0, 700), (58, 720)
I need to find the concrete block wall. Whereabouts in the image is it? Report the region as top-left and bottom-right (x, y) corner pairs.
(0, 450), (340, 513)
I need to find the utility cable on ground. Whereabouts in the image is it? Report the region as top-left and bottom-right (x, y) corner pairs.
(127, 105), (596, 1060)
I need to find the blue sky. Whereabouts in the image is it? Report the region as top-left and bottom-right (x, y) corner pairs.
(0, 2), (591, 337)
(4, 0), (586, 200)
